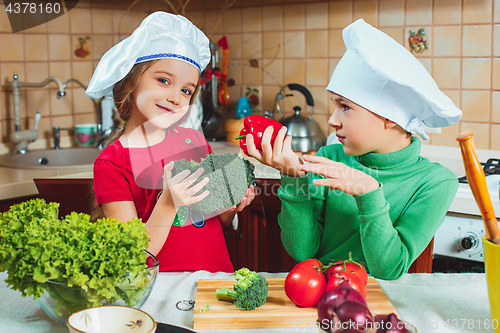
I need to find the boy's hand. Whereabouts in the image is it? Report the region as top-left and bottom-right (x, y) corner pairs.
(297, 155), (379, 196)
(160, 161), (210, 209)
(225, 184), (258, 213)
(246, 125), (306, 177)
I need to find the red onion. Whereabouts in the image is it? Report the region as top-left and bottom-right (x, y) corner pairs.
(374, 313), (409, 333)
(318, 284), (371, 333)
(335, 301), (374, 333)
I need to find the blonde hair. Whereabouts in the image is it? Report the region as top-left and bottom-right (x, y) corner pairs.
(90, 60), (201, 221)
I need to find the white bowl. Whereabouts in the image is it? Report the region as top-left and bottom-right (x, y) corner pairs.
(67, 305), (156, 333)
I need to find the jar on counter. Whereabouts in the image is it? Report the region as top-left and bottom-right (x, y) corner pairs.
(235, 97), (251, 119)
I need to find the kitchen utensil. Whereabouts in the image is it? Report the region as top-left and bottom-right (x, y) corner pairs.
(483, 235), (500, 333)
(456, 130), (500, 244)
(217, 36), (230, 107)
(267, 84), (326, 153)
(192, 277), (396, 330)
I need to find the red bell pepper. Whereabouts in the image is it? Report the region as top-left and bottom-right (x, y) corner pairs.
(234, 115), (284, 156)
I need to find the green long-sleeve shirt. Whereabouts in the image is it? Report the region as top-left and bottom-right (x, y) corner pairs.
(278, 138), (458, 280)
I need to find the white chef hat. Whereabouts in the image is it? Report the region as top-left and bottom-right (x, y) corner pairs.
(327, 19), (462, 140)
(86, 12), (210, 100)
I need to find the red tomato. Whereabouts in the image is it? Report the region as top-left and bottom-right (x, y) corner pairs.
(285, 266), (327, 307)
(326, 259), (368, 285)
(326, 272), (367, 298)
(293, 258), (323, 271)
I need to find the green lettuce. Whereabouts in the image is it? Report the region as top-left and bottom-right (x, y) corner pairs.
(0, 198), (151, 316)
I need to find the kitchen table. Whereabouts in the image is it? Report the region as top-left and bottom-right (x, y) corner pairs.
(0, 271), (494, 333)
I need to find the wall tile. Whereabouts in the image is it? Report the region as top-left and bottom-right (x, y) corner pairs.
(430, 122), (459, 147)
(404, 26), (432, 57)
(306, 2), (328, 29)
(306, 59), (328, 86)
(496, 0), (500, 23)
(491, 91), (500, 123)
(49, 62), (71, 83)
(27, 90), (50, 118)
(284, 31), (305, 58)
(494, 58), (500, 90)
(25, 21), (48, 34)
(50, 88), (72, 116)
(113, 10), (133, 35)
(228, 61), (242, 86)
(75, 113), (98, 125)
(223, 8), (242, 33)
(242, 64), (262, 85)
(406, 0), (432, 26)
(263, 32), (283, 58)
(186, 10), (204, 30)
(131, 11), (149, 31)
(242, 33), (262, 59)
(92, 9), (113, 34)
(243, 7), (262, 32)
(48, 35), (71, 61)
(73, 89), (94, 113)
(329, 29), (345, 57)
(461, 90), (491, 122)
(462, 25), (492, 57)
(204, 9), (223, 35)
(226, 34), (243, 59)
(71, 36), (93, 61)
(25, 34), (48, 62)
(442, 89), (461, 108)
(379, 0), (404, 27)
(263, 5), (283, 31)
(462, 58), (491, 90)
(70, 8), (92, 34)
(433, 58), (460, 89)
(0, 34), (24, 61)
(283, 58), (305, 84)
(52, 115), (75, 131)
(284, 3), (305, 31)
(353, 0), (377, 26)
(433, 0), (461, 25)
(311, 113), (330, 135)
(433, 26), (461, 57)
(71, 62), (93, 86)
(328, 58), (341, 82)
(306, 30), (328, 58)
(418, 58), (432, 74)
(308, 86), (329, 115)
(262, 58), (283, 85)
(1, 62), (25, 87)
(25, 63), (49, 83)
(262, 85), (281, 115)
(380, 27), (404, 45)
(92, 35), (113, 60)
(329, 0), (353, 28)
(494, 25), (500, 57)
(0, 4), (11, 32)
(463, 0), (492, 24)
(490, 124), (500, 150)
(460, 122), (490, 149)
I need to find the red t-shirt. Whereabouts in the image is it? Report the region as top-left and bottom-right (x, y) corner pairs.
(93, 127), (233, 273)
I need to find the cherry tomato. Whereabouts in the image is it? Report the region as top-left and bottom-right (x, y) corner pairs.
(285, 266), (327, 307)
(326, 272), (367, 298)
(326, 259), (368, 285)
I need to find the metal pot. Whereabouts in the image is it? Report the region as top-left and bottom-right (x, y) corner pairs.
(266, 84), (326, 153)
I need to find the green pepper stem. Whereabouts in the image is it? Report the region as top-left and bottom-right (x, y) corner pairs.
(234, 135), (246, 140)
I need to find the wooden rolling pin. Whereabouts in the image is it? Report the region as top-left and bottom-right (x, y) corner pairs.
(457, 130), (500, 244)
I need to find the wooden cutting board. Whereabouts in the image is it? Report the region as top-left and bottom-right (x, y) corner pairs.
(193, 277), (397, 330)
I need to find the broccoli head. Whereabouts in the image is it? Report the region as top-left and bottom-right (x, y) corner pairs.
(215, 268), (268, 310)
(171, 154), (256, 215)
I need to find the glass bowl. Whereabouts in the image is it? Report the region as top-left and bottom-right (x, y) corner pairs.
(36, 250), (159, 326)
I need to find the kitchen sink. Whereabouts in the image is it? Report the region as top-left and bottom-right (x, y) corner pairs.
(0, 148), (101, 169)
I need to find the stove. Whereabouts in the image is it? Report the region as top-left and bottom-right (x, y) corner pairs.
(433, 159), (500, 268)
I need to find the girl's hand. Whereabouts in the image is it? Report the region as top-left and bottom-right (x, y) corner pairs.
(160, 161), (210, 209)
(225, 184), (258, 213)
(297, 155), (379, 196)
(246, 126), (306, 177)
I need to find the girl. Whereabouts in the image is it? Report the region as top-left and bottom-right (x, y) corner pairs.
(245, 19), (462, 280)
(86, 12), (256, 272)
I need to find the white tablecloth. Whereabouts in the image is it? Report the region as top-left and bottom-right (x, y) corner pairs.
(0, 271), (494, 333)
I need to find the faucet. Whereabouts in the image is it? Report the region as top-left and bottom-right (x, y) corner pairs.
(6, 73), (66, 153)
(62, 78), (111, 149)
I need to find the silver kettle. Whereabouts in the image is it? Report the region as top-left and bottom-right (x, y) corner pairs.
(266, 84), (326, 153)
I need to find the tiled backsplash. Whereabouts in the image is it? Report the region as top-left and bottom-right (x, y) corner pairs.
(0, 0), (499, 150)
